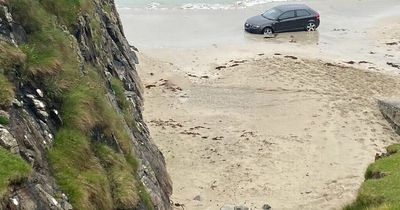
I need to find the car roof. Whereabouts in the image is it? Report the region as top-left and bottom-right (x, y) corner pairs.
(274, 4), (311, 12)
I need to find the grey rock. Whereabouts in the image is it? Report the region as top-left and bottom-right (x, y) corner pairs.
(263, 204), (272, 210)
(378, 99), (400, 134)
(0, 127), (19, 153)
(36, 89), (44, 98)
(12, 99), (23, 107)
(221, 204), (235, 210)
(33, 99), (46, 110)
(193, 195), (202, 201)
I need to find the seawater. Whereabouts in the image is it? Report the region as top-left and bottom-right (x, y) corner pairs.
(115, 0), (288, 10)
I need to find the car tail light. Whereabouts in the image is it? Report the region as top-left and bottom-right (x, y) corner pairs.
(316, 13), (320, 19)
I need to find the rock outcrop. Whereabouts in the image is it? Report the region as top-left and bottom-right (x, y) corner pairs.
(378, 99), (400, 134)
(0, 0), (172, 209)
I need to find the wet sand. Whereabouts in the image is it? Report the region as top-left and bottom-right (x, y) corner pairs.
(119, 0), (400, 209)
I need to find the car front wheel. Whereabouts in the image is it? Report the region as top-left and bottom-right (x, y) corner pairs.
(263, 27), (273, 35)
(306, 22), (317, 31)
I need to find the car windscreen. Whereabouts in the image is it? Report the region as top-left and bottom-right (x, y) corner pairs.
(262, 8), (282, 20)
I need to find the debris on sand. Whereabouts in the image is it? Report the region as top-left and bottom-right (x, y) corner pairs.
(344, 61), (356, 64)
(333, 28), (347, 31)
(216, 65), (227, 70)
(262, 204), (272, 210)
(385, 42), (399, 46)
(145, 84), (157, 89)
(387, 62), (400, 69)
(284, 55), (298, 60)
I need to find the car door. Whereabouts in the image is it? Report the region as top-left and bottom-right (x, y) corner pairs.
(294, 9), (312, 30)
(274, 10), (296, 32)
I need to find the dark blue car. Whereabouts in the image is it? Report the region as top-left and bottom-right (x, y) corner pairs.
(245, 4), (320, 35)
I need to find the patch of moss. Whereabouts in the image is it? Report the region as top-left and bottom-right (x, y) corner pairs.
(344, 145), (400, 210)
(0, 147), (31, 198)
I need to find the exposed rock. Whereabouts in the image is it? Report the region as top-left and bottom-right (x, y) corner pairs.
(371, 171), (386, 179)
(377, 99), (400, 134)
(12, 99), (23, 108)
(0, 126), (19, 153)
(50, 109), (63, 126)
(36, 89), (44, 98)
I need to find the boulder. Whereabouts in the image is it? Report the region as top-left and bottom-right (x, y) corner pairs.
(0, 126), (19, 153)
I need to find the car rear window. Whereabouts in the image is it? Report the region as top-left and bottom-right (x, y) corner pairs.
(296, 9), (311, 17)
(279, 11), (295, 20)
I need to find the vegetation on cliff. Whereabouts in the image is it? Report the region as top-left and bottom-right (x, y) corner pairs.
(0, 0), (155, 209)
(344, 144), (400, 210)
(0, 147), (31, 198)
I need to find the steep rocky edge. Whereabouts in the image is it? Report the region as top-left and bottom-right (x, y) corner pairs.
(0, 0), (172, 209)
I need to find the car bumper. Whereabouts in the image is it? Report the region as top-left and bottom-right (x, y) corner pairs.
(244, 27), (263, 34)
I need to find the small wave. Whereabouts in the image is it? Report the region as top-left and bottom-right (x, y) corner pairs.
(117, 0), (289, 11)
(180, 3), (242, 10)
(238, 0), (288, 7)
(146, 2), (162, 9)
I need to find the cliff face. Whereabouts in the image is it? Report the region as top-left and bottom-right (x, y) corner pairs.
(0, 0), (171, 209)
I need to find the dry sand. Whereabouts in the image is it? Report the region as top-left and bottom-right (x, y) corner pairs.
(139, 54), (400, 210)
(118, 0), (400, 209)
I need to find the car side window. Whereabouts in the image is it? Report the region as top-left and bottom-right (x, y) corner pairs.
(278, 11), (295, 20)
(296, 9), (311, 17)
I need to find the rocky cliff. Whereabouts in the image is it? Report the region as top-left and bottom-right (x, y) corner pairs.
(0, 0), (172, 209)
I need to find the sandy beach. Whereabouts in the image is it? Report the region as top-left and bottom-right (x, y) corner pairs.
(118, 0), (400, 209)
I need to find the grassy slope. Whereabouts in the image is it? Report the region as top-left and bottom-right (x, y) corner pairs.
(4, 0), (153, 209)
(0, 148), (31, 198)
(344, 144), (400, 210)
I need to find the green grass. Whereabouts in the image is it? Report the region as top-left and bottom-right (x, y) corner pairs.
(94, 144), (140, 209)
(0, 75), (14, 109)
(110, 78), (129, 111)
(0, 116), (9, 125)
(0, 41), (25, 75)
(0, 147), (31, 198)
(344, 144), (400, 210)
(48, 128), (113, 210)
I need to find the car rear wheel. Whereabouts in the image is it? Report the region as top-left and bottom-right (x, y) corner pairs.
(306, 22), (317, 31)
(263, 27), (273, 35)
